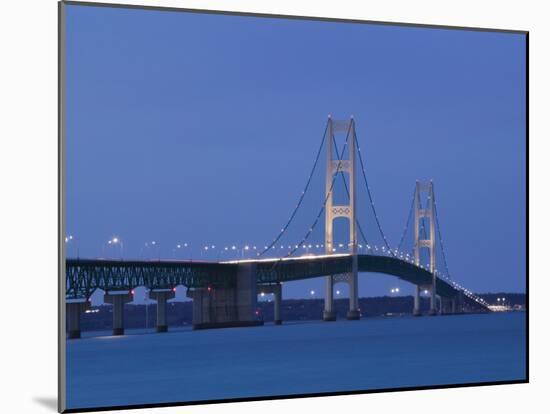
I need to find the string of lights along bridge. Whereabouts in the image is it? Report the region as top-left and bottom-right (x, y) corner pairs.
(65, 116), (491, 339)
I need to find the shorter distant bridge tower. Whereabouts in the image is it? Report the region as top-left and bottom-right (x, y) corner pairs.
(323, 116), (360, 321)
(413, 180), (437, 316)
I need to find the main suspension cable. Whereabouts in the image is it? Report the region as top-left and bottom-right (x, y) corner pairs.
(281, 121), (353, 259)
(354, 129), (396, 256)
(258, 121), (329, 257)
(433, 189), (451, 280)
(397, 187), (416, 252)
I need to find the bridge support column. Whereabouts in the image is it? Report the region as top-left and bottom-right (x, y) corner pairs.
(149, 289), (175, 332)
(442, 297), (453, 314)
(451, 297), (457, 314)
(189, 263), (262, 329)
(429, 286), (437, 316)
(413, 285), (421, 316)
(323, 276), (336, 321)
(66, 299), (90, 339)
(347, 271), (360, 320)
(456, 291), (465, 313)
(274, 283), (282, 325)
(104, 291), (133, 336)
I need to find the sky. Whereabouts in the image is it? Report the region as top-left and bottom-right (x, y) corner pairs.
(65, 4), (526, 302)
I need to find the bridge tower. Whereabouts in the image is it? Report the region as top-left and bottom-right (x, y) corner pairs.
(323, 116), (360, 321)
(413, 180), (437, 316)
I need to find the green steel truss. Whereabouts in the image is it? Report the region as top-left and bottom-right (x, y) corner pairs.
(65, 255), (488, 311)
(65, 259), (238, 299)
(258, 255), (458, 297)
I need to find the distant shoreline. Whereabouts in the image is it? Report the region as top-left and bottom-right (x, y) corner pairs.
(74, 293), (526, 333)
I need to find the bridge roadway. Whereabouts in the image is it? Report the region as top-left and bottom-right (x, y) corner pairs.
(67, 253), (467, 299)
(65, 253), (488, 338)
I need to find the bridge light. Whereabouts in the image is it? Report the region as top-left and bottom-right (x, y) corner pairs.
(231, 246), (236, 250)
(177, 244), (181, 249)
(336, 290), (341, 295)
(310, 290), (315, 296)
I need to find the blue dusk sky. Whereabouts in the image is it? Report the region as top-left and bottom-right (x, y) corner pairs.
(65, 4), (526, 301)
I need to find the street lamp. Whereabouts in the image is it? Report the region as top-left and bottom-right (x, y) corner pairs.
(175, 242), (190, 259)
(145, 241), (160, 260)
(105, 236), (123, 259)
(111, 237), (123, 258)
(64, 234), (79, 257)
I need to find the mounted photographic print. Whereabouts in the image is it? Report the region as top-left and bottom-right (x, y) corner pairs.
(59, 1), (528, 412)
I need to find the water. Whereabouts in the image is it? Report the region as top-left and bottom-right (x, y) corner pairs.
(66, 312), (526, 410)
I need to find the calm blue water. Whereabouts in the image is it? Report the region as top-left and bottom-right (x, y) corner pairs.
(66, 312), (526, 409)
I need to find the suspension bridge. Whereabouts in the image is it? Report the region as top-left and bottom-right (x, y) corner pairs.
(65, 116), (491, 338)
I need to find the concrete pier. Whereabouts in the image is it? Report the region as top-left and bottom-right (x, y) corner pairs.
(149, 289), (175, 332)
(413, 285), (421, 316)
(323, 275), (336, 321)
(66, 299), (90, 339)
(428, 286), (437, 316)
(455, 291), (465, 313)
(346, 271), (360, 320)
(104, 291), (133, 335)
(273, 283), (282, 325)
(259, 282), (283, 324)
(188, 263), (262, 329)
(441, 297), (453, 314)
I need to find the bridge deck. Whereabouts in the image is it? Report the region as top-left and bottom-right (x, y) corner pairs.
(65, 254), (488, 311)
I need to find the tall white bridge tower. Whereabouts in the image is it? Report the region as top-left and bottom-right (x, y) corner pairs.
(413, 180), (437, 315)
(323, 116), (360, 321)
